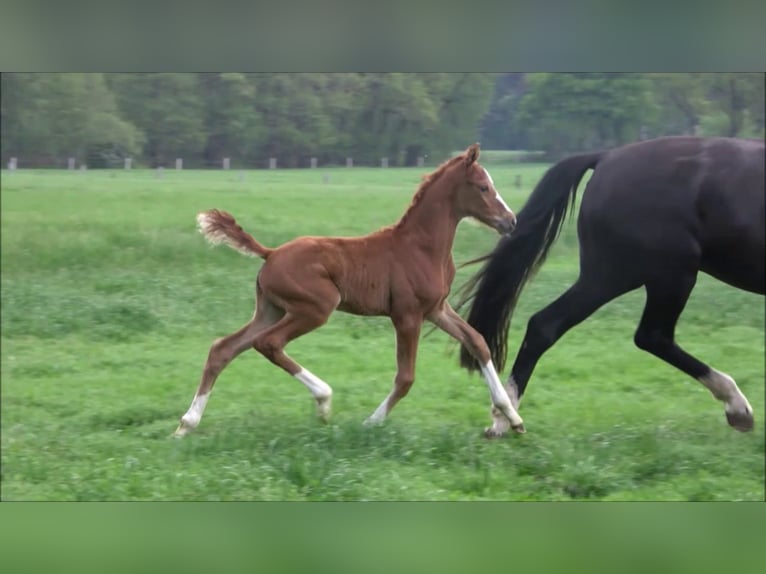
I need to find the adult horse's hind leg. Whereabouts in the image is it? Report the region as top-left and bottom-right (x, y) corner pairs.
(634, 272), (753, 431)
(174, 294), (284, 437)
(499, 275), (634, 437)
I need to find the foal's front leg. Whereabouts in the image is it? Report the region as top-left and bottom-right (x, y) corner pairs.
(428, 303), (525, 437)
(364, 316), (422, 425)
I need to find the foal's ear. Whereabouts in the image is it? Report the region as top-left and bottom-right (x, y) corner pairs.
(464, 143), (480, 166)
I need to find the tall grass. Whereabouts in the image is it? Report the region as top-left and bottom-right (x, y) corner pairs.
(2, 167), (763, 500)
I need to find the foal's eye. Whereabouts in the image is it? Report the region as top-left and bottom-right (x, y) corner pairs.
(479, 185), (488, 193)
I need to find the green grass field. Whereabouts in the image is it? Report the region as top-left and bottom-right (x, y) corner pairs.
(2, 165), (763, 500)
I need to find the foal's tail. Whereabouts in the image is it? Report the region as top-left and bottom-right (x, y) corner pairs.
(196, 209), (273, 259)
(458, 151), (603, 373)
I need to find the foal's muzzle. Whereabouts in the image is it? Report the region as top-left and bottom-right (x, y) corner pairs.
(494, 214), (517, 235)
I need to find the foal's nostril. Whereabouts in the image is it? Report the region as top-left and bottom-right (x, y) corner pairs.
(503, 215), (517, 234)
(496, 217), (515, 235)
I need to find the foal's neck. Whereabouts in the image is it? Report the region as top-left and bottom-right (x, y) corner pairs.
(395, 183), (459, 261)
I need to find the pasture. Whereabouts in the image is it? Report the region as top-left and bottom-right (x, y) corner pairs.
(1, 165), (763, 500)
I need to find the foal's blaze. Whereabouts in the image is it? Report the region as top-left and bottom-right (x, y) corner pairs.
(175, 143), (523, 438)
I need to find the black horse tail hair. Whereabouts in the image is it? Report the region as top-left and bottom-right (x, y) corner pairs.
(457, 151), (603, 373)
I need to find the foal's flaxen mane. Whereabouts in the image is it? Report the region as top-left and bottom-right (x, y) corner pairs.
(395, 153), (467, 228)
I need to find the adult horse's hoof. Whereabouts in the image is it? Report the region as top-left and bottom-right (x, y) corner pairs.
(726, 409), (754, 432)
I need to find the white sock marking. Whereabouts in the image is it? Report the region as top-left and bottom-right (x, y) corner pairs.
(181, 393), (210, 428)
(698, 368), (752, 415)
(365, 393), (392, 425)
(480, 360), (523, 427)
(294, 368), (332, 400)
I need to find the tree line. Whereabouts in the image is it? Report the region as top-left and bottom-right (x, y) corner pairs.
(1, 73), (763, 168)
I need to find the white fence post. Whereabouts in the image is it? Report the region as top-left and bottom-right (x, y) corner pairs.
(381, 157), (388, 168)
(175, 158), (183, 170)
(269, 158), (277, 169)
(417, 156), (424, 167)
(68, 157), (76, 170)
(156, 167), (164, 178)
(8, 157), (17, 170)
(124, 157), (132, 170)
(310, 157), (317, 169)
(79, 164), (87, 172)
(223, 157), (230, 170)
(346, 157), (353, 168)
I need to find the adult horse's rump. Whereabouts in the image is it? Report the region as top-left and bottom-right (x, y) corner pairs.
(459, 136), (764, 437)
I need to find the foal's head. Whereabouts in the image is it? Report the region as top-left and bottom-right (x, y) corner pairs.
(454, 143), (517, 234)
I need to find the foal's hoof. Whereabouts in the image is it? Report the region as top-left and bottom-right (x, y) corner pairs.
(316, 396), (332, 424)
(172, 423), (190, 438)
(726, 409), (754, 432)
(511, 423), (526, 434)
(483, 427), (507, 439)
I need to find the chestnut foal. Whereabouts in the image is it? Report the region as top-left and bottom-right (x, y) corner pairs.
(174, 144), (525, 437)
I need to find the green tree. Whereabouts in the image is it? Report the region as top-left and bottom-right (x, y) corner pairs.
(1, 73), (142, 166)
(108, 73), (206, 166)
(198, 73), (264, 166)
(249, 73), (335, 167)
(646, 73), (708, 136)
(426, 73), (496, 162)
(519, 73), (654, 157)
(479, 73), (528, 150)
(702, 73), (764, 138)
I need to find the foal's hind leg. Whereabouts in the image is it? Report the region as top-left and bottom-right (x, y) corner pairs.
(174, 297), (284, 437)
(634, 273), (753, 431)
(251, 308), (335, 422)
(428, 303), (525, 435)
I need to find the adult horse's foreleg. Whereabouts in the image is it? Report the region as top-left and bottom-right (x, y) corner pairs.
(634, 273), (753, 431)
(428, 303), (525, 436)
(364, 315), (422, 426)
(252, 310), (334, 422)
(174, 289), (284, 437)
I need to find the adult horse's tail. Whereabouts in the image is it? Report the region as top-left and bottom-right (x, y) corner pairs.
(459, 151), (603, 373)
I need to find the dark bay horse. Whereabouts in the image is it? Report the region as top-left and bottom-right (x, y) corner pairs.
(459, 136), (764, 437)
(175, 144), (525, 437)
